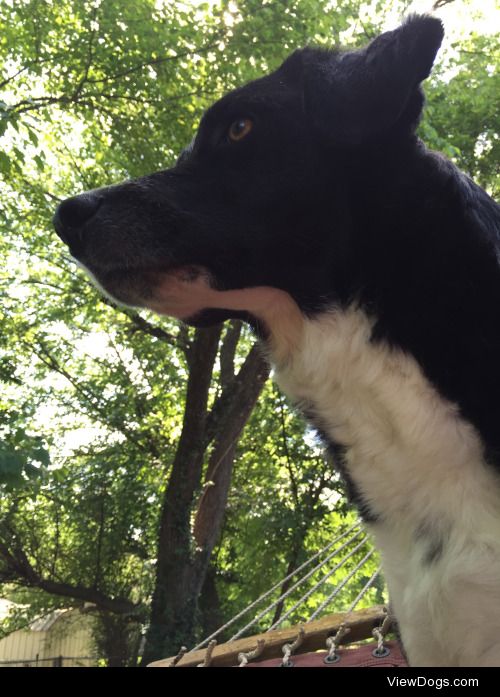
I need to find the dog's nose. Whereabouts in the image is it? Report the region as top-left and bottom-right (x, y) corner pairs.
(53, 192), (102, 245)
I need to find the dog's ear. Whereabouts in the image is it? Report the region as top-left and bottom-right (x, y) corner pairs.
(291, 15), (444, 144)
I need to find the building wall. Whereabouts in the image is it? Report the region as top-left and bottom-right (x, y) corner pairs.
(0, 611), (97, 667)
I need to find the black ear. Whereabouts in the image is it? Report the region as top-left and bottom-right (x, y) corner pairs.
(300, 15), (444, 144)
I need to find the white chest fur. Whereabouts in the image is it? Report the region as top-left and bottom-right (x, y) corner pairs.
(268, 306), (500, 667)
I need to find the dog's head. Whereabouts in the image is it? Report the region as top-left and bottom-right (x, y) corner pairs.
(53, 15), (443, 328)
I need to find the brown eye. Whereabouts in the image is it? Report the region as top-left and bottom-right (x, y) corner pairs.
(228, 118), (253, 142)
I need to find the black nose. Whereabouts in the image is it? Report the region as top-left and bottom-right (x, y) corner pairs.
(53, 192), (102, 245)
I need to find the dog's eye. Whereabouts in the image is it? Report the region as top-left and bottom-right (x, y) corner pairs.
(228, 118), (253, 142)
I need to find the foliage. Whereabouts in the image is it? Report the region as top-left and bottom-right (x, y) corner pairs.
(0, 0), (497, 665)
(423, 31), (500, 195)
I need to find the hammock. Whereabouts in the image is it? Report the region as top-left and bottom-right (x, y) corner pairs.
(149, 520), (408, 668)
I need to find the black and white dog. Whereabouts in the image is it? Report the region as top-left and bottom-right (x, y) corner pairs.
(53, 15), (500, 666)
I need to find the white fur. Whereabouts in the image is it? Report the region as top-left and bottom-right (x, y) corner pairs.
(267, 305), (500, 667)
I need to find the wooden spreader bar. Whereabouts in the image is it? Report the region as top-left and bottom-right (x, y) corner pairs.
(149, 605), (386, 668)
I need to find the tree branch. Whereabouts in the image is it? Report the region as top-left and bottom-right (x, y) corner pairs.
(93, 492), (106, 590)
(0, 535), (140, 616)
(120, 305), (190, 354)
(277, 391), (299, 507)
(84, 38), (224, 85)
(219, 321), (242, 389)
(433, 0), (456, 9)
(205, 342), (269, 445)
(193, 343), (269, 557)
(71, 8), (98, 102)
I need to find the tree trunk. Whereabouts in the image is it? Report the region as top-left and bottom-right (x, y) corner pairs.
(198, 564), (224, 639)
(141, 326), (222, 665)
(141, 332), (269, 665)
(94, 612), (140, 667)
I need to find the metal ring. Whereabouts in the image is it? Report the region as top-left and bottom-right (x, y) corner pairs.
(323, 653), (341, 664)
(372, 646), (391, 658)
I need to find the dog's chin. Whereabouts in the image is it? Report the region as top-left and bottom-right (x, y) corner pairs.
(83, 261), (300, 339)
(79, 262), (211, 317)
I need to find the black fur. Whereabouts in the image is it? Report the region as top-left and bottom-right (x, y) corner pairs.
(415, 522), (446, 565)
(325, 438), (379, 524)
(54, 16), (500, 474)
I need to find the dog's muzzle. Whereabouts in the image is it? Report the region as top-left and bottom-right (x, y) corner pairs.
(53, 192), (103, 254)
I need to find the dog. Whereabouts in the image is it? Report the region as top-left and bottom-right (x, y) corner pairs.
(53, 15), (500, 666)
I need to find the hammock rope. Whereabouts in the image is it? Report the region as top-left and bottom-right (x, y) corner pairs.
(190, 518), (364, 652)
(267, 535), (371, 631)
(307, 548), (376, 623)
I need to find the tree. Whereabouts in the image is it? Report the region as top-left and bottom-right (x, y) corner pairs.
(1, 0), (497, 665)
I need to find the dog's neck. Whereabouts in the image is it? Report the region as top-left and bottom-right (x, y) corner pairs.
(261, 299), (500, 667)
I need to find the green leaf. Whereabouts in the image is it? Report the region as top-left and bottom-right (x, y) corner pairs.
(0, 150), (10, 174)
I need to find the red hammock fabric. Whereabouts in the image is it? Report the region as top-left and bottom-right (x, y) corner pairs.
(241, 640), (407, 667)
